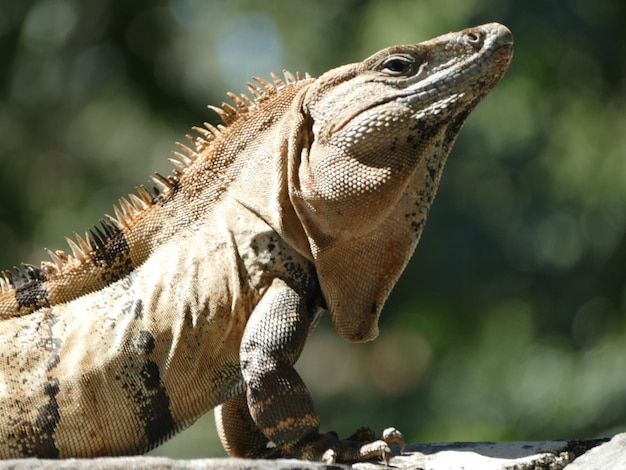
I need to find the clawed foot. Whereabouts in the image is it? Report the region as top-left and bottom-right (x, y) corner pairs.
(382, 427), (406, 456)
(296, 427), (405, 464)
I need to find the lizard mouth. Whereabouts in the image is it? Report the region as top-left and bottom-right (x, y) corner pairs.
(398, 27), (513, 107)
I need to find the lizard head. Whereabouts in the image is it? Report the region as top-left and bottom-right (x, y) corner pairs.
(290, 23), (513, 342)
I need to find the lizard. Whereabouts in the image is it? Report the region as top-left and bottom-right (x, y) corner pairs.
(0, 23), (513, 463)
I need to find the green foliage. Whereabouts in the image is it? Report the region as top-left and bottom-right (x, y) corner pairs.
(1, 0), (626, 456)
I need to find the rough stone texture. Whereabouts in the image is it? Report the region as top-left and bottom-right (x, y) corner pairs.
(0, 457), (341, 470)
(0, 436), (611, 470)
(566, 433), (626, 470)
(354, 438), (606, 470)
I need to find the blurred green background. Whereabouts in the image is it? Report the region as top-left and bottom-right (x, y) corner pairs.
(1, 0), (626, 458)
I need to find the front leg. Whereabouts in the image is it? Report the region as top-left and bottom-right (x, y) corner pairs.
(235, 277), (403, 463)
(241, 278), (320, 454)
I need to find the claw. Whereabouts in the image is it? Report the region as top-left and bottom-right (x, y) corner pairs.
(322, 448), (337, 464)
(301, 427), (403, 464)
(380, 444), (392, 466)
(382, 427), (405, 453)
(356, 440), (393, 465)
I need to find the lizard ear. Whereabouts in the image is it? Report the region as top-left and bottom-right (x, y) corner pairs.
(313, 218), (419, 343)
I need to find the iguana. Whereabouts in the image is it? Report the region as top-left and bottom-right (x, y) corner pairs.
(0, 23), (512, 463)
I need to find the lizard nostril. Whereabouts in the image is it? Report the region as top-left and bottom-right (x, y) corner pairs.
(465, 31), (484, 50)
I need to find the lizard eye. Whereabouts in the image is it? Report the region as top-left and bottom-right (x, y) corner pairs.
(379, 55), (415, 75)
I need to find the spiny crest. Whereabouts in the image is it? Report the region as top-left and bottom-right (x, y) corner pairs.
(169, 69), (310, 175)
(0, 70), (312, 290)
(0, 217), (126, 291)
(205, 70), (309, 126)
(0, 264), (45, 295)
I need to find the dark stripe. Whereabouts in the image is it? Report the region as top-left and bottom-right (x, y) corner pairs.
(136, 330), (177, 446)
(31, 378), (61, 457)
(117, 330), (177, 450)
(10, 377), (61, 458)
(138, 359), (177, 446)
(90, 220), (134, 284)
(10, 311), (62, 457)
(11, 265), (50, 312)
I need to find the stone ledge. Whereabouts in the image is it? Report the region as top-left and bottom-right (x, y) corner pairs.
(0, 435), (612, 470)
(0, 457), (339, 470)
(355, 437), (608, 470)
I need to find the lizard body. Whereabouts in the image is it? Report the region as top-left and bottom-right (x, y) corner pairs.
(0, 23), (512, 463)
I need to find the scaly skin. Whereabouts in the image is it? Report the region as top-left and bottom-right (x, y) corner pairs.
(0, 23), (512, 462)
